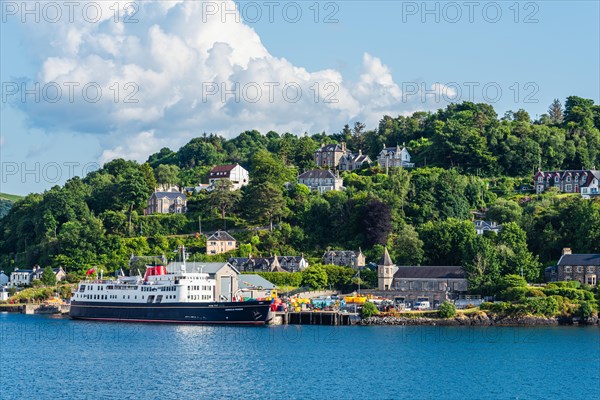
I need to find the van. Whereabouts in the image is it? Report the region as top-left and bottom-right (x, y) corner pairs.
(413, 301), (431, 310)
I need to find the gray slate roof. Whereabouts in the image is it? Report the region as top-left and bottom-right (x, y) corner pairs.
(393, 266), (465, 279)
(207, 230), (236, 242)
(238, 274), (276, 289)
(315, 144), (343, 152)
(557, 254), (600, 266)
(167, 262), (239, 275)
(152, 191), (187, 200)
(298, 169), (336, 180)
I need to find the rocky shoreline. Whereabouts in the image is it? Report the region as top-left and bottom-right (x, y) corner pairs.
(360, 312), (600, 327)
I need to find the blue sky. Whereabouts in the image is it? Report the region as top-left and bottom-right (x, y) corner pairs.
(1, 0), (599, 195)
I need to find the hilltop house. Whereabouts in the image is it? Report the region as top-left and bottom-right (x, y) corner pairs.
(545, 248), (600, 286)
(297, 169), (344, 193)
(338, 150), (372, 171)
(474, 220), (502, 235)
(208, 164), (249, 190)
(167, 261), (239, 301)
(322, 249), (366, 269)
(206, 231), (237, 255)
(377, 144), (414, 169)
(9, 266), (66, 287)
(377, 247), (467, 306)
(314, 143), (350, 169)
(534, 169), (600, 197)
(229, 254), (309, 273)
(145, 191), (187, 214)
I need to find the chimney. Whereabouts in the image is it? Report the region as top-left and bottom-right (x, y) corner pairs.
(341, 142), (346, 152)
(562, 248), (572, 255)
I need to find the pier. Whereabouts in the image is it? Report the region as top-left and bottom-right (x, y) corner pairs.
(271, 311), (355, 326)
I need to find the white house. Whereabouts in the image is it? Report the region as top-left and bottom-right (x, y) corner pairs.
(208, 164), (249, 190)
(297, 169), (344, 193)
(0, 270), (9, 286)
(9, 266), (66, 287)
(377, 144), (414, 169)
(474, 220), (502, 235)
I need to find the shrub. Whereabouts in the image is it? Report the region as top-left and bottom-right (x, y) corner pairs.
(253, 272), (302, 288)
(526, 288), (546, 298)
(577, 301), (597, 320)
(361, 301), (379, 318)
(479, 302), (493, 310)
(498, 287), (529, 302)
(488, 302), (513, 314)
(497, 274), (527, 291)
(523, 296), (559, 316)
(438, 301), (457, 318)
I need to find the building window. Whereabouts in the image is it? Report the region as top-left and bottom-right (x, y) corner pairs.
(564, 266), (572, 273)
(565, 184), (572, 192)
(587, 266), (595, 273)
(576, 266), (583, 273)
(566, 176), (571, 182)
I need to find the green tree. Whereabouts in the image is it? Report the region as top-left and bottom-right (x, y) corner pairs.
(155, 164), (180, 186)
(40, 266), (57, 286)
(208, 180), (241, 222)
(486, 199), (522, 224)
(389, 224), (424, 265)
(360, 301), (379, 318)
(438, 301), (456, 318)
(245, 182), (289, 231)
(463, 235), (501, 293)
(301, 265), (328, 290)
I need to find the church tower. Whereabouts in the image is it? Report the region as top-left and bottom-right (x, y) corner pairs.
(378, 247), (395, 290)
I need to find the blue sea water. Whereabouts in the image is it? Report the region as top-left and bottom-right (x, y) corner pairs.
(0, 313), (598, 400)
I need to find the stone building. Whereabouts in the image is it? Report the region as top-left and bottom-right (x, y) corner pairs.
(314, 143), (349, 169)
(377, 144), (414, 169)
(534, 169), (600, 197)
(552, 248), (600, 286)
(229, 254), (308, 273)
(145, 191), (187, 214)
(322, 249), (366, 269)
(377, 248), (468, 306)
(338, 150), (372, 171)
(297, 169), (344, 193)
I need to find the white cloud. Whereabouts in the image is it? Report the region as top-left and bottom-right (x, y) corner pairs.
(12, 0), (449, 163)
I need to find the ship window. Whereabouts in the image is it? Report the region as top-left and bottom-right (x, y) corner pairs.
(147, 295), (155, 303)
(155, 295), (163, 303)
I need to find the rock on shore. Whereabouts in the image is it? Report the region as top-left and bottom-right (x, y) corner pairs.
(359, 312), (600, 326)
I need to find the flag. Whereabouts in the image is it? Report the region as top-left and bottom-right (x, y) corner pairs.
(86, 268), (95, 276)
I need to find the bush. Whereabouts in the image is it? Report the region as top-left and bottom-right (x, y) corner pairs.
(543, 287), (586, 301)
(523, 296), (559, 316)
(488, 302), (513, 314)
(253, 272), (303, 288)
(438, 301), (457, 318)
(479, 302), (493, 310)
(577, 301), (596, 320)
(497, 274), (527, 291)
(361, 301), (379, 318)
(526, 288), (546, 298)
(498, 287), (529, 302)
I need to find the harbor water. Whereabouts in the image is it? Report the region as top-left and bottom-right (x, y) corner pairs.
(0, 313), (598, 399)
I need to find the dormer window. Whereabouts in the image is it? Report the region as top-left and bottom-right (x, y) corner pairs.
(538, 176), (543, 183)
(554, 176), (559, 183)
(566, 176), (571, 182)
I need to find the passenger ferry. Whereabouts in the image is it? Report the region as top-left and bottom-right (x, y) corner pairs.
(69, 250), (272, 325)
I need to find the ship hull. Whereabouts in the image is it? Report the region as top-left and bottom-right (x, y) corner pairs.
(69, 300), (272, 325)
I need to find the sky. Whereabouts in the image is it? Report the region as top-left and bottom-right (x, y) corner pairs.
(1, 0), (599, 195)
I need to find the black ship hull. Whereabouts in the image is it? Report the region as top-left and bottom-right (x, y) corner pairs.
(69, 300), (272, 325)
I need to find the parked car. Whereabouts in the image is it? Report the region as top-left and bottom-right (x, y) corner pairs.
(413, 301), (431, 310)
